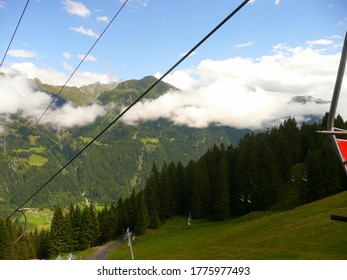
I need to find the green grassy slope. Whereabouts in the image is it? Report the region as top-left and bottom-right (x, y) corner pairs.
(108, 191), (347, 260)
(270, 163), (306, 211)
(15, 208), (52, 232)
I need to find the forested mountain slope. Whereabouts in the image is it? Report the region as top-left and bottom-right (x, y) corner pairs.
(0, 76), (249, 217)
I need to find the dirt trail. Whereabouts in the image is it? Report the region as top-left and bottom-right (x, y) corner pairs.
(88, 238), (122, 260)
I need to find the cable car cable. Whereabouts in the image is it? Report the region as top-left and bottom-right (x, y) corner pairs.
(0, 0), (30, 68)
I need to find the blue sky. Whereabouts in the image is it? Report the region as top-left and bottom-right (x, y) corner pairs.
(1, 0), (346, 82)
(0, 0), (347, 129)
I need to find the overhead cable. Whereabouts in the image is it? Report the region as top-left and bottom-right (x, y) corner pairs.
(0, 0), (30, 68)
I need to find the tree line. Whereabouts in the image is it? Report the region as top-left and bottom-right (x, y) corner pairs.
(0, 203), (100, 260)
(1, 115), (347, 259)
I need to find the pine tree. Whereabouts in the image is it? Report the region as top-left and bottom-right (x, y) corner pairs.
(176, 161), (186, 215)
(89, 203), (101, 247)
(149, 210), (161, 229)
(97, 206), (109, 243)
(184, 160), (203, 218)
(36, 228), (49, 259)
(16, 231), (31, 260)
(227, 144), (246, 216)
(0, 217), (11, 259)
(79, 205), (93, 250)
(234, 134), (257, 214)
(126, 189), (137, 230)
(134, 191), (149, 235)
(195, 158), (211, 217)
(166, 162), (180, 216)
(270, 127), (292, 179)
(68, 204), (82, 251)
(281, 118), (301, 164)
(159, 163), (171, 219)
(48, 206), (67, 257)
(213, 149), (230, 221)
(6, 219), (18, 259)
(252, 136), (280, 210)
(145, 165), (161, 229)
(116, 198), (128, 235)
(97, 204), (119, 243)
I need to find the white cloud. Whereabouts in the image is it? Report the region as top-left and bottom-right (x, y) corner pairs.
(7, 62), (119, 87)
(0, 71), (106, 128)
(62, 61), (74, 72)
(62, 52), (71, 59)
(122, 0), (148, 11)
(97, 16), (109, 22)
(9, 63), (68, 85)
(70, 72), (117, 87)
(306, 39), (334, 47)
(126, 0), (148, 7)
(0, 1), (5, 9)
(122, 83), (280, 129)
(78, 54), (97, 62)
(69, 26), (99, 38)
(154, 70), (198, 91)
(234, 41), (255, 49)
(40, 103), (105, 128)
(8, 49), (37, 58)
(274, 0), (281, 5)
(0, 73), (51, 116)
(62, 0), (90, 18)
(329, 35), (342, 40)
(123, 39), (346, 129)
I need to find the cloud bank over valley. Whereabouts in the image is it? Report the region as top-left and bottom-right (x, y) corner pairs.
(123, 40), (346, 129)
(0, 72), (106, 129)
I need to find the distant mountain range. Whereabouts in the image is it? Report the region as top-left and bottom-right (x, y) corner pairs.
(289, 95), (330, 105)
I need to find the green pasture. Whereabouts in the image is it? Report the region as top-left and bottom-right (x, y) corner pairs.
(15, 208), (52, 232)
(28, 154), (48, 166)
(108, 191), (347, 260)
(14, 202), (104, 233)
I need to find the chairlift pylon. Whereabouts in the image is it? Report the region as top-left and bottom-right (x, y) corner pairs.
(11, 208), (28, 259)
(316, 31), (347, 223)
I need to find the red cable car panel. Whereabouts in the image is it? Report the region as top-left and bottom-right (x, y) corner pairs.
(336, 138), (347, 165)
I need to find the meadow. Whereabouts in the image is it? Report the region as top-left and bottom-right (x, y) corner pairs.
(108, 191), (347, 260)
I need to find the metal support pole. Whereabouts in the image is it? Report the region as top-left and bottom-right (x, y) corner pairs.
(126, 228), (134, 260)
(327, 31), (347, 131)
(315, 31), (347, 223)
(11, 208), (28, 259)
